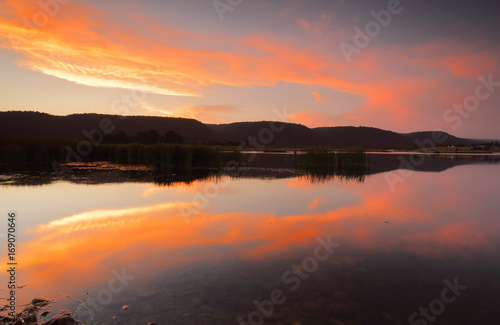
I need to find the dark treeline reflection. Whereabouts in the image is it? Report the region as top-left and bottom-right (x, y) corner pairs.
(0, 163), (366, 187)
(0, 137), (241, 169)
(1, 153), (499, 187)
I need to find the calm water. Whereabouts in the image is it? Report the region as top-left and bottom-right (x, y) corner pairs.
(1, 154), (499, 324)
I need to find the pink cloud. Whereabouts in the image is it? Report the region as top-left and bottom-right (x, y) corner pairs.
(181, 105), (238, 123)
(287, 109), (338, 128)
(309, 91), (323, 103)
(0, 0), (498, 136)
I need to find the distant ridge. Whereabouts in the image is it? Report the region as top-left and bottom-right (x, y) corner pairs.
(0, 111), (483, 149)
(0, 111), (223, 143)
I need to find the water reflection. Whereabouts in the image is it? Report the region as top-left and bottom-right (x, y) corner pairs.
(2, 153), (500, 187)
(0, 156), (499, 324)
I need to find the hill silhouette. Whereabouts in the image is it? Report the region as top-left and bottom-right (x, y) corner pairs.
(0, 111), (482, 149)
(0, 111), (222, 143)
(209, 121), (324, 147)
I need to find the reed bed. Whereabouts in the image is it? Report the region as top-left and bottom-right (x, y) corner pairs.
(0, 138), (241, 171)
(1, 139), (369, 182)
(295, 147), (369, 180)
(94, 143), (239, 169)
(0, 138), (73, 165)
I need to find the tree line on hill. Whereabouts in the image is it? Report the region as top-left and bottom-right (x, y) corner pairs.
(104, 130), (184, 144)
(0, 111), (487, 149)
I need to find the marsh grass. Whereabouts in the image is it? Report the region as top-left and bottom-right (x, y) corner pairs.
(0, 138), (241, 172)
(0, 138), (73, 165)
(295, 147), (369, 181)
(95, 143), (237, 169)
(1, 139), (369, 182)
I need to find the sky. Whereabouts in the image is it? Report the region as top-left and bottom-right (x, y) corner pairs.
(0, 0), (499, 138)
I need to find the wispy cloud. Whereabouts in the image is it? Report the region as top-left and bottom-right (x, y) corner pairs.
(309, 91), (323, 103)
(0, 0), (498, 136)
(181, 104), (238, 123)
(138, 102), (175, 116)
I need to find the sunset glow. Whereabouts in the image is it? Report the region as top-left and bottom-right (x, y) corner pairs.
(1, 0), (499, 137)
(4, 167), (498, 302)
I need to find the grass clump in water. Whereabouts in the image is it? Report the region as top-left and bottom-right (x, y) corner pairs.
(295, 147), (369, 182)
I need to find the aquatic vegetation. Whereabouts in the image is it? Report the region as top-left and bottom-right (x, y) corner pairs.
(295, 147), (369, 182)
(0, 138), (241, 172)
(0, 138), (74, 165)
(94, 143), (239, 170)
(1, 138), (369, 183)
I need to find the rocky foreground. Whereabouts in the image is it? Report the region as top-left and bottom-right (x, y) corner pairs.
(0, 297), (159, 325)
(0, 297), (75, 325)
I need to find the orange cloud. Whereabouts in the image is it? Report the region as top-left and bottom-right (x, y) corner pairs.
(308, 198), (319, 209)
(0, 1), (201, 96)
(287, 109), (339, 128)
(410, 40), (499, 78)
(181, 104), (238, 123)
(0, 0), (356, 100)
(309, 91), (323, 103)
(0, 0), (499, 135)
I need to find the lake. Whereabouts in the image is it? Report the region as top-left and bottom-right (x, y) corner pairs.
(1, 153), (499, 324)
